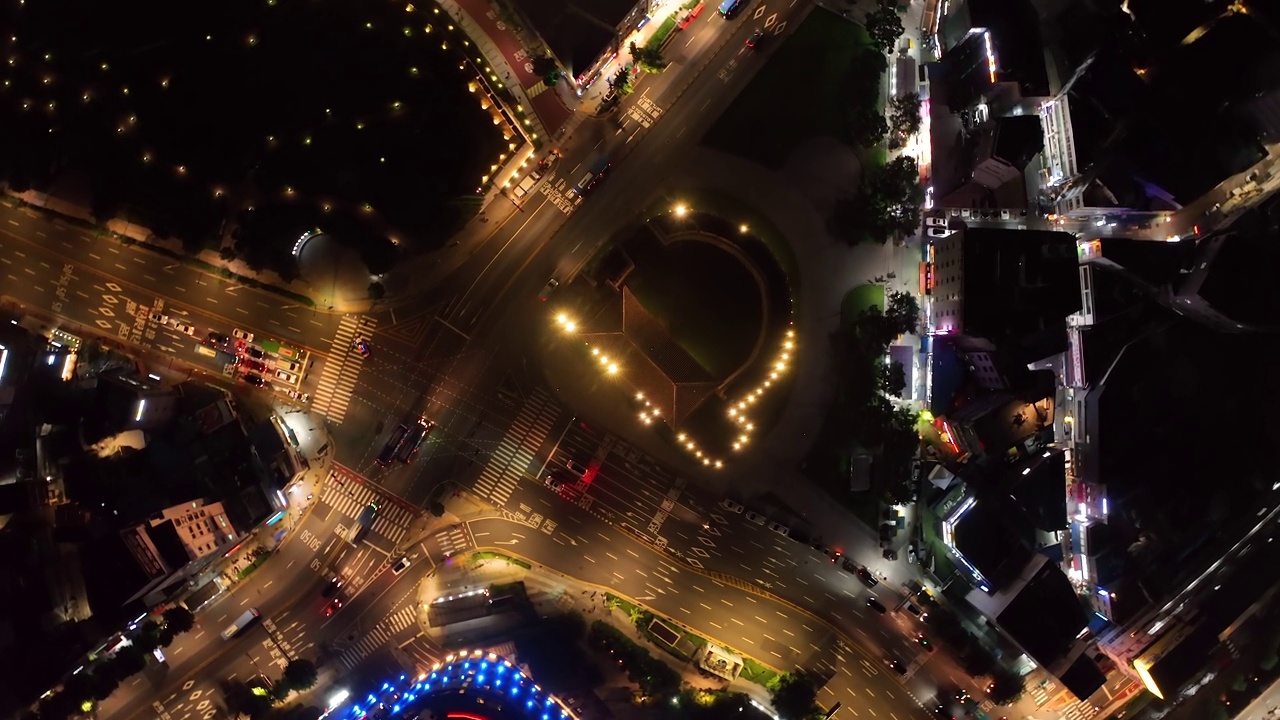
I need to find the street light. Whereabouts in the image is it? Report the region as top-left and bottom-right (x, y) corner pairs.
(674, 204), (688, 217)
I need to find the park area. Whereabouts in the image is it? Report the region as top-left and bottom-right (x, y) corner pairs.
(0, 0), (511, 270)
(704, 9), (878, 167)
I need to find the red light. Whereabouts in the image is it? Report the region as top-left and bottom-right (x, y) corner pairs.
(583, 461), (600, 485)
(447, 714), (489, 720)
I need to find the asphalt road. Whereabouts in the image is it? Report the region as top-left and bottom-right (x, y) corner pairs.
(17, 3), (963, 720)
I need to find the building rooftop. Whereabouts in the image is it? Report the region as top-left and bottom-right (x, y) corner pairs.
(510, 0), (635, 80)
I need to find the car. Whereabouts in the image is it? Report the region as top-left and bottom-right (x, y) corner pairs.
(746, 30), (765, 48)
(242, 373), (265, 387)
(241, 359), (267, 373)
(395, 419), (434, 463)
(1000, 209), (1011, 220)
(174, 321), (197, 336)
(207, 331), (230, 345)
(925, 217), (948, 227)
(915, 633), (934, 651)
(905, 602), (928, 619)
(275, 369), (298, 384)
(353, 338), (371, 358)
(930, 705), (955, 720)
(720, 498), (744, 513)
(830, 550), (843, 564)
(566, 459), (591, 477)
(840, 557), (858, 573)
(232, 328), (254, 342)
(391, 556), (411, 575)
(907, 544), (918, 564)
(856, 566), (880, 587)
(539, 278), (560, 302)
(545, 470), (570, 489)
(149, 311), (169, 325)
(322, 577), (344, 598)
(745, 510), (766, 525)
(926, 227), (953, 238)
(322, 598), (343, 617)
(886, 658), (907, 675)
(287, 389), (310, 403)
(276, 358), (302, 373)
(243, 345), (265, 359)
(767, 521), (789, 537)
(867, 598), (887, 614)
(811, 540), (830, 555)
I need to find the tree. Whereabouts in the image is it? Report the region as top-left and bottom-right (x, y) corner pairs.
(609, 66), (635, 96)
(219, 245), (238, 262)
(109, 645), (148, 679)
(864, 156), (924, 242)
(878, 360), (906, 396)
(884, 290), (920, 335)
(629, 41), (668, 72)
(163, 606), (196, 634)
(282, 658), (319, 692)
(888, 92), (922, 138)
(770, 673), (820, 720)
(987, 670), (1025, 705)
(865, 5), (904, 54)
(849, 107), (889, 147)
(531, 55), (560, 84)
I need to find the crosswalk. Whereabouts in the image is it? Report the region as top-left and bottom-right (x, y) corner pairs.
(320, 476), (414, 544)
(1062, 699), (1098, 720)
(435, 526), (471, 556)
(1029, 684), (1052, 706)
(311, 314), (377, 424)
(338, 605), (420, 669)
(473, 387), (557, 507)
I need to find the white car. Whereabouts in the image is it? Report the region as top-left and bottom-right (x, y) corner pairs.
(232, 328), (254, 342)
(391, 557), (411, 575)
(174, 321), (197, 336)
(925, 217), (948, 227)
(767, 521), (790, 537)
(720, 498), (744, 514)
(275, 369), (298, 384)
(148, 311), (169, 325)
(539, 278), (559, 302)
(926, 227), (954, 238)
(1000, 209), (1011, 220)
(745, 510), (766, 526)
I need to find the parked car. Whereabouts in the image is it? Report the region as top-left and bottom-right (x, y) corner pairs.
(720, 498), (744, 513)
(927, 227), (953, 238)
(174, 321), (197, 336)
(867, 598), (887, 614)
(233, 328), (254, 342)
(767, 521), (790, 537)
(745, 510), (766, 526)
(391, 557), (411, 575)
(539, 278), (560, 302)
(925, 216), (948, 227)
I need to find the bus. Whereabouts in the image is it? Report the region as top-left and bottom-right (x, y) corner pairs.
(718, 0), (745, 17)
(345, 502), (379, 545)
(376, 424), (410, 466)
(221, 608), (260, 640)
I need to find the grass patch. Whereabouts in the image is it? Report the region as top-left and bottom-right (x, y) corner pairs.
(918, 502), (957, 580)
(646, 16), (678, 52)
(625, 238), (761, 378)
(237, 554), (270, 580)
(704, 10), (874, 166)
(470, 551), (531, 570)
(841, 283), (885, 324)
(740, 657), (780, 688)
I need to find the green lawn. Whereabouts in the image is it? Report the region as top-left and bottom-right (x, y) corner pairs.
(918, 502), (957, 580)
(704, 10), (874, 167)
(841, 283), (885, 326)
(626, 239), (762, 378)
(740, 657), (780, 687)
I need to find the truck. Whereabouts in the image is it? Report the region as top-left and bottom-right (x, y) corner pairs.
(220, 608), (260, 640)
(345, 502), (379, 545)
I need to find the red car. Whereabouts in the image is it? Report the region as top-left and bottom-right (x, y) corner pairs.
(241, 359), (267, 373)
(322, 598), (343, 617)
